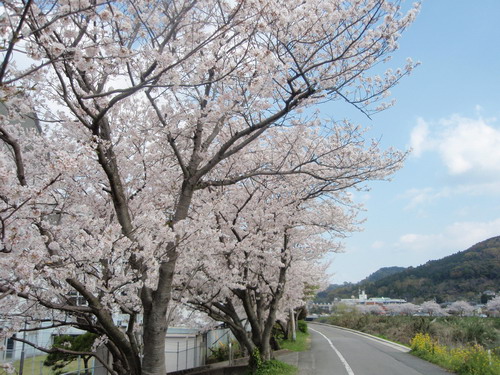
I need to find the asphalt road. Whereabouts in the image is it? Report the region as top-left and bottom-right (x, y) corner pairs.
(278, 323), (453, 375)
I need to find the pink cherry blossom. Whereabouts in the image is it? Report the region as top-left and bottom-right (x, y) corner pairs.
(1, 1), (419, 373)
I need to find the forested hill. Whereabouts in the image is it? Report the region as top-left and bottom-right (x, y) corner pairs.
(318, 236), (500, 303)
(361, 266), (406, 283)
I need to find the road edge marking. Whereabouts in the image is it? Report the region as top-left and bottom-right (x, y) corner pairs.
(309, 327), (355, 375)
(310, 322), (410, 353)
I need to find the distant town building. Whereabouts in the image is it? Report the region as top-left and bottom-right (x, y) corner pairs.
(308, 290), (406, 313)
(339, 290), (406, 306)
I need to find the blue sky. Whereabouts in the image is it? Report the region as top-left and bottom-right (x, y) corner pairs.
(326, 0), (500, 284)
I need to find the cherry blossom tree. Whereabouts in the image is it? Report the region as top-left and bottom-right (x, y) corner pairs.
(447, 300), (475, 317)
(386, 302), (418, 316)
(357, 304), (385, 315)
(179, 173), (353, 364)
(420, 301), (446, 317)
(1, 1), (419, 374)
(486, 296), (500, 317)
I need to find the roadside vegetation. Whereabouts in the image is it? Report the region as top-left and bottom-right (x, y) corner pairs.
(411, 333), (500, 375)
(278, 330), (310, 353)
(10, 355), (89, 375)
(245, 320), (310, 375)
(249, 360), (297, 375)
(318, 310), (500, 375)
(206, 320), (309, 374)
(206, 340), (245, 364)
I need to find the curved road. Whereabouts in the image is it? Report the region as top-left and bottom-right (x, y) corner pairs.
(279, 323), (452, 375)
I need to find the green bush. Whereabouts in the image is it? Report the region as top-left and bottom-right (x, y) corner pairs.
(490, 317), (500, 330)
(412, 317), (435, 336)
(454, 345), (500, 375)
(297, 320), (307, 334)
(452, 318), (496, 346)
(44, 333), (97, 375)
(207, 340), (243, 364)
(318, 308), (369, 331)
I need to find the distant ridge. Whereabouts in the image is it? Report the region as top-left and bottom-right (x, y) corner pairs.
(317, 236), (500, 303)
(361, 266), (406, 283)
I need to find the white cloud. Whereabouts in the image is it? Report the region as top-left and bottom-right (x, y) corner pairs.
(396, 218), (500, 257)
(410, 114), (500, 175)
(402, 181), (500, 210)
(402, 186), (450, 209)
(409, 118), (430, 157)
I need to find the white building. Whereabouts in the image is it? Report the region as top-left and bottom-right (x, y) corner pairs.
(339, 290), (406, 306)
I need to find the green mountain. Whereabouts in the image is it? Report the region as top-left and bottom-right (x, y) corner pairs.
(319, 236), (500, 303)
(361, 266), (406, 283)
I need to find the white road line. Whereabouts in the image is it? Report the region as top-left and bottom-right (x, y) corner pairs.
(345, 329), (409, 353)
(312, 323), (410, 353)
(310, 327), (355, 375)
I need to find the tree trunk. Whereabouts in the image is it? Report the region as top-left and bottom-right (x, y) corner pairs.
(141, 310), (168, 375)
(230, 327), (255, 361)
(276, 320), (289, 340)
(141, 182), (193, 375)
(247, 331), (271, 371)
(83, 356), (90, 375)
(141, 258), (178, 375)
(258, 337), (272, 362)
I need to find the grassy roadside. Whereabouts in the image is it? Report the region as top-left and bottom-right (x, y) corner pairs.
(411, 333), (500, 375)
(317, 314), (500, 350)
(318, 313), (500, 375)
(250, 322), (310, 375)
(7, 355), (89, 375)
(250, 360), (297, 375)
(279, 330), (310, 352)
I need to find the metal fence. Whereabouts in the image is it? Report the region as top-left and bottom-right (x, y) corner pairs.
(165, 337), (206, 373)
(1, 327), (235, 375)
